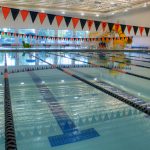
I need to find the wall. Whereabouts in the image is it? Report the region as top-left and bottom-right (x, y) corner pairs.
(105, 6), (150, 47)
(0, 10), (98, 32)
(105, 6), (150, 27)
(0, 6), (150, 47)
(0, 7), (150, 34)
(132, 37), (150, 47)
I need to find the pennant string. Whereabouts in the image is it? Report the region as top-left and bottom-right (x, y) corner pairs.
(0, 6), (149, 37)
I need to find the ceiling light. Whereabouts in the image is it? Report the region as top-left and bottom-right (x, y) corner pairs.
(62, 11), (66, 14)
(81, 13), (85, 16)
(110, 2), (115, 5)
(20, 82), (24, 85)
(3, 28), (8, 32)
(143, 3), (147, 7)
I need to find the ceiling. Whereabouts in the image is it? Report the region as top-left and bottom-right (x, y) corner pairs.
(0, 0), (150, 17)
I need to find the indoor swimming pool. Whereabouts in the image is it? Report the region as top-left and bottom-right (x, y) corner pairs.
(0, 51), (150, 150)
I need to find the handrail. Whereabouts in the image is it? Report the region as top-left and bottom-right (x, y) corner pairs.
(0, 48), (149, 52)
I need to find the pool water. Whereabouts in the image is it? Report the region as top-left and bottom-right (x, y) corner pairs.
(0, 51), (150, 150)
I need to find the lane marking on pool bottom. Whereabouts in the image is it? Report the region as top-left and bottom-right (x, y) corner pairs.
(28, 71), (100, 147)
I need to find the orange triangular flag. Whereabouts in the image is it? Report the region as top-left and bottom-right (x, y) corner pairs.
(139, 27), (144, 36)
(38, 13), (47, 24)
(127, 25), (132, 34)
(2, 7), (10, 19)
(72, 18), (79, 29)
(87, 20), (94, 30)
(102, 22), (107, 31)
(115, 24), (120, 32)
(56, 16), (63, 27)
(20, 10), (29, 22)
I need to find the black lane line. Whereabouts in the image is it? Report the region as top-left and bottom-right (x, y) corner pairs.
(28, 71), (99, 147)
(4, 68), (17, 150)
(30, 54), (150, 116)
(48, 53), (150, 81)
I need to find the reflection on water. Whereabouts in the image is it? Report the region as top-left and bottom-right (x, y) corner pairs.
(0, 52), (88, 67)
(0, 51), (150, 150)
(0, 52), (140, 79)
(0, 51), (149, 79)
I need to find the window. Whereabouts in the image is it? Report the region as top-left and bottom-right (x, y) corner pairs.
(75, 31), (89, 38)
(18, 29), (36, 44)
(18, 29), (36, 35)
(37, 29), (55, 44)
(0, 28), (15, 44)
(58, 30), (73, 38)
(37, 29), (55, 36)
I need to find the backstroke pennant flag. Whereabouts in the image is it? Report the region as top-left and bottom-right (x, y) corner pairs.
(2, 7), (11, 20)
(80, 19), (87, 30)
(87, 20), (94, 30)
(30, 11), (38, 23)
(108, 23), (114, 32)
(133, 26), (138, 35)
(47, 14), (55, 25)
(94, 21), (101, 31)
(139, 27), (144, 36)
(20, 10), (29, 22)
(64, 16), (72, 27)
(72, 18), (79, 29)
(11, 8), (20, 20)
(120, 24), (126, 33)
(127, 25), (132, 34)
(56, 16), (63, 27)
(145, 27), (150, 36)
(114, 24), (120, 32)
(38, 13), (47, 24)
(102, 22), (107, 32)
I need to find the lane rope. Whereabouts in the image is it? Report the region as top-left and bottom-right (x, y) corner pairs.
(30, 53), (150, 116)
